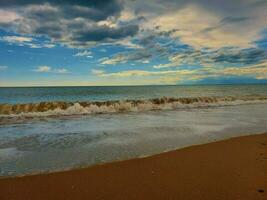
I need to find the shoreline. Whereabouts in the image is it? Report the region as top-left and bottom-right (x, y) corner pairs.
(0, 132), (265, 179)
(0, 132), (267, 199)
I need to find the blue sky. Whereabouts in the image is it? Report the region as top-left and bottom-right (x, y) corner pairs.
(0, 0), (267, 86)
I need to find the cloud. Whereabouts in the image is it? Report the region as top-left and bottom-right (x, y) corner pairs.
(101, 55), (126, 65)
(0, 35), (55, 48)
(0, 65), (8, 71)
(0, 0), (123, 21)
(1, 0), (267, 87)
(219, 16), (251, 25)
(142, 60), (150, 64)
(69, 24), (139, 44)
(151, 47), (267, 69)
(0, 1), (141, 48)
(91, 68), (205, 84)
(1, 0), (266, 50)
(101, 50), (152, 65)
(93, 58), (267, 84)
(33, 66), (69, 74)
(135, 1), (267, 49)
(211, 48), (267, 65)
(33, 66), (51, 72)
(91, 69), (105, 75)
(153, 62), (178, 69)
(74, 50), (92, 57)
(93, 69), (196, 78)
(54, 68), (70, 74)
(0, 9), (20, 23)
(1, 36), (33, 43)
(99, 30), (176, 65)
(221, 61), (267, 79)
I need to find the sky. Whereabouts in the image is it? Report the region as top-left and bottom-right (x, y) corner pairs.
(0, 0), (267, 86)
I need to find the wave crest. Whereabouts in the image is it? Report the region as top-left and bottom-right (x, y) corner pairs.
(0, 96), (267, 117)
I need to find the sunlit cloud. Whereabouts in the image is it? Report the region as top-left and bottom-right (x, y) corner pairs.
(92, 60), (267, 84)
(91, 69), (196, 78)
(0, 9), (20, 23)
(1, 36), (33, 43)
(33, 66), (52, 72)
(221, 61), (267, 79)
(33, 66), (70, 74)
(0, 0), (267, 86)
(0, 35), (55, 48)
(0, 65), (8, 71)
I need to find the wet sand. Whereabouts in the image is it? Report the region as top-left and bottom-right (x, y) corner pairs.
(0, 133), (267, 200)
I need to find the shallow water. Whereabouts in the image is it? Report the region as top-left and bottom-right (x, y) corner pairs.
(0, 103), (266, 177)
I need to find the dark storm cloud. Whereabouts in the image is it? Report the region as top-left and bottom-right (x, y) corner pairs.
(0, 0), (143, 48)
(0, 0), (120, 8)
(0, 0), (123, 21)
(71, 24), (139, 42)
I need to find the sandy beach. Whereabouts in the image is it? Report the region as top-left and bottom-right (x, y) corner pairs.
(0, 133), (266, 200)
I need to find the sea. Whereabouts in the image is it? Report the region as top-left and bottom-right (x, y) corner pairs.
(0, 84), (267, 177)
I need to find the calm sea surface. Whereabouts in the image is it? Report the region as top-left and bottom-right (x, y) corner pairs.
(1, 84), (267, 104)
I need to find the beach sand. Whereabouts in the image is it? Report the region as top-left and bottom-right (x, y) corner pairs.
(0, 133), (266, 200)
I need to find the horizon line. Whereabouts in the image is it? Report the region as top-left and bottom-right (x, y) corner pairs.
(0, 82), (267, 88)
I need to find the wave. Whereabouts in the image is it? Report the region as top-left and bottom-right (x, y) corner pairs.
(0, 96), (267, 118)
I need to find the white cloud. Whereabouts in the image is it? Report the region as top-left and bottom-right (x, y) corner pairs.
(101, 55), (126, 65)
(221, 61), (267, 79)
(74, 50), (93, 57)
(0, 9), (20, 23)
(0, 65), (8, 71)
(33, 66), (69, 74)
(91, 69), (105, 75)
(140, 4), (267, 49)
(95, 69), (196, 78)
(92, 60), (267, 84)
(1, 35), (55, 49)
(153, 62), (178, 69)
(43, 43), (56, 48)
(33, 66), (51, 72)
(142, 60), (150, 64)
(1, 36), (33, 43)
(54, 68), (69, 74)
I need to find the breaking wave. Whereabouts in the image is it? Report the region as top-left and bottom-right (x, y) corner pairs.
(0, 96), (267, 118)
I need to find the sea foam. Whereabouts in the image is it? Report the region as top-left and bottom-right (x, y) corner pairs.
(0, 96), (267, 118)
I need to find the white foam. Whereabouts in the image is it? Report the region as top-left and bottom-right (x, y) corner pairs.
(0, 98), (267, 119)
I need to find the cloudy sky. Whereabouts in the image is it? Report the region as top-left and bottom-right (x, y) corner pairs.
(0, 0), (267, 86)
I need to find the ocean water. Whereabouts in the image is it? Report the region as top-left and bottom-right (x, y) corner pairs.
(1, 84), (267, 104)
(0, 84), (267, 177)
